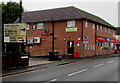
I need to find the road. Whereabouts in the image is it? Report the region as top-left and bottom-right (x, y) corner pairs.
(2, 57), (119, 82)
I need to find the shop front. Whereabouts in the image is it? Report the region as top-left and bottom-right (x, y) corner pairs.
(96, 36), (116, 55)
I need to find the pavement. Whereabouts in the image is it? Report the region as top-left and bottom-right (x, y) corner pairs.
(2, 54), (119, 77)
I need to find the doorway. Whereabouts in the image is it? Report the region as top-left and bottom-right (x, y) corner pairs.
(67, 41), (74, 56)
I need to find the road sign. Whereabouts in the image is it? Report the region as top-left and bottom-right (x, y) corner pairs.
(83, 36), (88, 44)
(4, 23), (26, 43)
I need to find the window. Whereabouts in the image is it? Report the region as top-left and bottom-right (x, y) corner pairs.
(26, 24), (29, 30)
(37, 23), (44, 29)
(88, 45), (90, 50)
(97, 25), (99, 30)
(93, 24), (95, 29)
(98, 41), (104, 50)
(109, 29), (111, 33)
(67, 20), (75, 27)
(113, 30), (116, 37)
(93, 45), (95, 50)
(32, 25), (36, 30)
(85, 44), (87, 50)
(100, 26), (102, 31)
(105, 27), (107, 32)
(91, 45), (93, 50)
(85, 21), (88, 28)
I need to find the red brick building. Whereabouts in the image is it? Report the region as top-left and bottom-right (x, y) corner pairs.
(16, 6), (117, 58)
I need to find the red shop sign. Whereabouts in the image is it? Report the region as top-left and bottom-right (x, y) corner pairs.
(96, 36), (106, 42)
(110, 38), (116, 43)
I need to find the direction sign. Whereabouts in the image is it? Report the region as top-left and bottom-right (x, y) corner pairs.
(4, 23), (26, 43)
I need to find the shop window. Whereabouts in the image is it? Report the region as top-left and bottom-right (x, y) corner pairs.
(111, 43), (115, 49)
(32, 25), (36, 30)
(98, 41), (104, 50)
(67, 20), (75, 27)
(85, 21), (88, 28)
(111, 43), (114, 48)
(93, 24), (95, 29)
(26, 24), (29, 30)
(37, 23), (44, 29)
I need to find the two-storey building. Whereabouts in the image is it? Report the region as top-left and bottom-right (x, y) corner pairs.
(15, 6), (117, 58)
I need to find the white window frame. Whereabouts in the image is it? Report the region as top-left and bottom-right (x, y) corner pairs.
(109, 28), (111, 33)
(26, 24), (29, 30)
(97, 25), (99, 30)
(105, 27), (107, 32)
(93, 24), (95, 29)
(37, 23), (44, 29)
(100, 26), (102, 31)
(85, 21), (88, 28)
(67, 20), (75, 27)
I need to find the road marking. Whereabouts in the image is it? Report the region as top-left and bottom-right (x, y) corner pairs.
(93, 64), (103, 68)
(50, 79), (57, 82)
(45, 79), (57, 83)
(107, 61), (115, 63)
(1, 69), (40, 79)
(68, 69), (87, 76)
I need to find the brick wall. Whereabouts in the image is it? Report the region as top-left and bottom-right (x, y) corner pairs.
(25, 20), (116, 57)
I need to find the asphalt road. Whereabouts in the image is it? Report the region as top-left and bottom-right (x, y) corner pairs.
(2, 57), (119, 82)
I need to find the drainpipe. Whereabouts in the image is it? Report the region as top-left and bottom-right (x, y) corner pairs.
(81, 20), (84, 58)
(94, 23), (97, 56)
(52, 18), (54, 52)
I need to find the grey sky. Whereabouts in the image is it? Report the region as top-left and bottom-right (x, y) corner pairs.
(1, 0), (119, 27)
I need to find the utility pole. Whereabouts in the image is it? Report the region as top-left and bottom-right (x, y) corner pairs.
(19, 0), (22, 23)
(19, 0), (22, 52)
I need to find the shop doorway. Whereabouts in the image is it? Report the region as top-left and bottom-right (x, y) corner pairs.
(67, 41), (74, 56)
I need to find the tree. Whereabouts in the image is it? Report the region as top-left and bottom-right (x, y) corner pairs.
(1, 2), (24, 53)
(2, 1), (24, 24)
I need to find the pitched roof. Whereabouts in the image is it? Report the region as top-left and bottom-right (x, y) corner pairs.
(15, 6), (115, 29)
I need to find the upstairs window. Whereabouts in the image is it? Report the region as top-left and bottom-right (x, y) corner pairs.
(37, 23), (44, 29)
(109, 28), (111, 33)
(97, 25), (99, 30)
(105, 27), (107, 32)
(85, 21), (88, 28)
(100, 26), (102, 31)
(26, 24), (29, 30)
(67, 20), (75, 27)
(93, 24), (95, 29)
